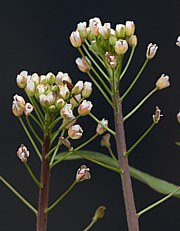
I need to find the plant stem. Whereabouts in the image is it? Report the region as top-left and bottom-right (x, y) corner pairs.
(45, 180), (77, 213)
(112, 88), (139, 230)
(24, 163), (42, 189)
(137, 186), (180, 218)
(0, 176), (37, 215)
(83, 218), (97, 231)
(36, 135), (51, 231)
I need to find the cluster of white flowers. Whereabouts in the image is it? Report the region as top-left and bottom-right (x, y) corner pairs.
(12, 94), (33, 117)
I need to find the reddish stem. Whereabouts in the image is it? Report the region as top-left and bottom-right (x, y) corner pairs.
(36, 136), (51, 231)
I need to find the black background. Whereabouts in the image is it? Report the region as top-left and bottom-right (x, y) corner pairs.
(1, 0), (180, 230)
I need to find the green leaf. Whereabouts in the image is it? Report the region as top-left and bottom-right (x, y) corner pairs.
(55, 150), (180, 198)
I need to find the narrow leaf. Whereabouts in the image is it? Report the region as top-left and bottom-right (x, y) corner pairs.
(55, 150), (180, 198)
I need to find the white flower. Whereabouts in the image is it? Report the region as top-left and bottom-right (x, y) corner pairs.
(55, 71), (72, 85)
(75, 57), (91, 72)
(115, 39), (128, 55)
(24, 103), (33, 116)
(77, 22), (88, 38)
(146, 43), (158, 59)
(26, 79), (35, 96)
(176, 36), (180, 47)
(17, 144), (30, 162)
(99, 23), (111, 39)
(59, 85), (70, 100)
(78, 100), (93, 116)
(16, 70), (29, 88)
(69, 31), (82, 47)
(156, 74), (170, 90)
(72, 80), (84, 95)
(115, 24), (125, 38)
(89, 17), (102, 36)
(60, 104), (74, 119)
(68, 124), (83, 139)
(76, 165), (91, 182)
(31, 73), (39, 86)
(39, 93), (55, 106)
(96, 118), (108, 135)
(125, 21), (135, 36)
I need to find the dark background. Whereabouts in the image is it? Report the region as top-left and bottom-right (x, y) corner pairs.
(1, 0), (180, 230)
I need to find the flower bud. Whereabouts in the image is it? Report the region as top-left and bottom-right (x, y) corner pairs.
(70, 94), (81, 107)
(40, 75), (47, 84)
(176, 36), (180, 47)
(105, 52), (117, 68)
(128, 35), (137, 47)
(31, 73), (39, 86)
(55, 98), (65, 109)
(55, 72), (72, 85)
(59, 85), (70, 100)
(101, 133), (111, 148)
(109, 34), (117, 46)
(93, 206), (106, 220)
(89, 17), (102, 36)
(77, 22), (88, 39)
(35, 84), (47, 98)
(146, 43), (158, 59)
(177, 111), (180, 123)
(78, 100), (93, 116)
(69, 31), (82, 48)
(46, 72), (55, 84)
(152, 106), (162, 123)
(16, 71), (29, 88)
(39, 92), (55, 107)
(76, 165), (91, 182)
(26, 79), (35, 96)
(115, 24), (125, 38)
(75, 57), (91, 73)
(12, 101), (24, 117)
(60, 104), (74, 119)
(17, 144), (30, 163)
(59, 137), (72, 150)
(156, 74), (170, 90)
(125, 21), (135, 37)
(71, 80), (84, 95)
(13, 94), (26, 109)
(68, 124), (83, 140)
(24, 103), (33, 116)
(115, 39), (128, 55)
(96, 118), (108, 135)
(82, 81), (92, 98)
(99, 23), (111, 39)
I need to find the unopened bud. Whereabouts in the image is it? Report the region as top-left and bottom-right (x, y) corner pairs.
(71, 80), (84, 95)
(125, 21), (135, 37)
(115, 24), (125, 38)
(46, 72), (55, 84)
(89, 17), (102, 36)
(96, 118), (108, 135)
(69, 31), (82, 48)
(76, 165), (91, 182)
(153, 106), (162, 123)
(93, 206), (106, 220)
(12, 101), (24, 117)
(26, 79), (35, 96)
(99, 23), (111, 39)
(16, 71), (28, 88)
(31, 73), (39, 86)
(105, 52), (117, 68)
(115, 39), (128, 55)
(70, 94), (81, 107)
(101, 133), (111, 148)
(156, 74), (170, 90)
(40, 75), (47, 84)
(78, 100), (93, 116)
(60, 104), (74, 119)
(77, 22), (88, 39)
(59, 137), (72, 150)
(75, 57), (91, 73)
(59, 85), (70, 100)
(177, 111), (180, 123)
(39, 92), (55, 107)
(24, 103), (33, 116)
(56, 72), (72, 85)
(146, 43), (158, 59)
(82, 81), (92, 98)
(128, 35), (137, 47)
(109, 34), (117, 46)
(55, 98), (65, 109)
(68, 124), (83, 139)
(17, 144), (30, 163)
(13, 94), (26, 109)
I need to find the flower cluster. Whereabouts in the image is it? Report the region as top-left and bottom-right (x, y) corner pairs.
(12, 94), (33, 117)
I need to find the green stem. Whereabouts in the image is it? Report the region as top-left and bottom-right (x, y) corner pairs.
(19, 117), (42, 160)
(83, 218), (97, 231)
(137, 186), (180, 218)
(26, 116), (43, 145)
(125, 122), (156, 157)
(45, 180), (77, 213)
(123, 88), (158, 121)
(121, 58), (149, 101)
(46, 142), (61, 158)
(87, 72), (113, 108)
(24, 162), (42, 188)
(119, 47), (135, 80)
(49, 116), (62, 130)
(30, 114), (44, 131)
(75, 151), (122, 174)
(89, 112), (116, 136)
(51, 133), (99, 168)
(81, 44), (109, 81)
(108, 146), (118, 161)
(0, 176), (37, 215)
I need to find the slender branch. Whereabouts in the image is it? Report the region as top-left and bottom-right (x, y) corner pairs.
(30, 114), (44, 131)
(83, 218), (97, 231)
(119, 47), (135, 80)
(45, 180), (77, 213)
(123, 88), (158, 121)
(108, 146), (118, 161)
(0, 176), (37, 215)
(19, 117), (42, 160)
(121, 58), (149, 101)
(125, 122), (156, 157)
(24, 163), (42, 188)
(137, 187), (180, 218)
